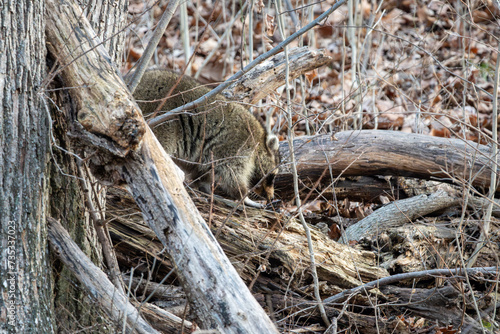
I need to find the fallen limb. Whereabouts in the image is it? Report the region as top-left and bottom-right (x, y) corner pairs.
(107, 187), (390, 289)
(47, 218), (159, 334)
(223, 47), (332, 104)
(380, 285), (483, 332)
(323, 266), (498, 304)
(341, 189), (458, 243)
(130, 301), (192, 334)
(276, 130), (498, 201)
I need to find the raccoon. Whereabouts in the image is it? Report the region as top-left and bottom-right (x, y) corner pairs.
(132, 69), (280, 207)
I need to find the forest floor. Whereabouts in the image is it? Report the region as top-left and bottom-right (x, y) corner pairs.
(119, 1), (500, 333)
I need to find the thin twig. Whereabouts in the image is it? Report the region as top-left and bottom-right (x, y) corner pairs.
(276, 0), (330, 327)
(193, 3), (247, 79)
(77, 161), (125, 294)
(467, 35), (500, 268)
(283, 0), (300, 31)
(147, 4), (217, 121)
(179, 0), (191, 75)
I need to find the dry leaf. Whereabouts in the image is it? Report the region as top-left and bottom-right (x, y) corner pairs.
(429, 119), (452, 138)
(304, 69), (318, 84)
(328, 224), (341, 241)
(436, 325), (458, 334)
(265, 14), (276, 37)
(255, 0), (265, 13)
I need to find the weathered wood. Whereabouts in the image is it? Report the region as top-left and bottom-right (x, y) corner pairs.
(277, 131), (498, 198)
(223, 47), (332, 104)
(119, 129), (279, 332)
(47, 218), (159, 334)
(45, 0), (145, 152)
(45, 0), (279, 332)
(341, 189), (458, 243)
(107, 187), (390, 289)
(323, 266), (499, 304)
(130, 301), (193, 334)
(275, 175), (407, 203)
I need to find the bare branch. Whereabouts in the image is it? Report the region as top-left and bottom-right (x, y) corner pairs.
(148, 0), (347, 128)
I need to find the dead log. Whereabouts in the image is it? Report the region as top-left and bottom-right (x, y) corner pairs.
(276, 175), (407, 203)
(328, 176), (406, 203)
(107, 187), (389, 289)
(130, 301), (192, 334)
(45, 1), (278, 332)
(276, 130), (498, 201)
(47, 218), (159, 334)
(323, 266), (498, 305)
(341, 189), (459, 243)
(223, 47), (332, 104)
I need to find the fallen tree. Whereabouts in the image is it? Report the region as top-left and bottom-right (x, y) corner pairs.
(45, 0), (280, 332)
(275, 130), (497, 201)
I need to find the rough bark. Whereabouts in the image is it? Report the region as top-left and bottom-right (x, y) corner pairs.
(47, 89), (112, 331)
(0, 1), (55, 332)
(44, 0), (279, 332)
(79, 0), (128, 66)
(276, 131), (498, 201)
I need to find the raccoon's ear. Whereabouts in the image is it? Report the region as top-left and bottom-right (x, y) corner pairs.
(266, 134), (279, 152)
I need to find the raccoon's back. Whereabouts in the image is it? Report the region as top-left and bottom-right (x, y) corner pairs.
(132, 69), (221, 115)
(133, 69), (266, 168)
(154, 101), (266, 171)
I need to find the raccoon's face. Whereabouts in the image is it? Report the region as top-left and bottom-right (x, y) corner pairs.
(252, 134), (280, 202)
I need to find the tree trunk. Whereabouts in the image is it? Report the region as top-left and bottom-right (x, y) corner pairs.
(0, 0), (128, 332)
(0, 1), (54, 332)
(47, 1), (129, 331)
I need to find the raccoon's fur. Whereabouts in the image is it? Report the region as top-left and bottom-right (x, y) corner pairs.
(133, 69), (280, 206)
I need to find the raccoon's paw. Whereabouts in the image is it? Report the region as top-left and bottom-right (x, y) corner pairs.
(265, 199), (282, 211)
(243, 197), (266, 209)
